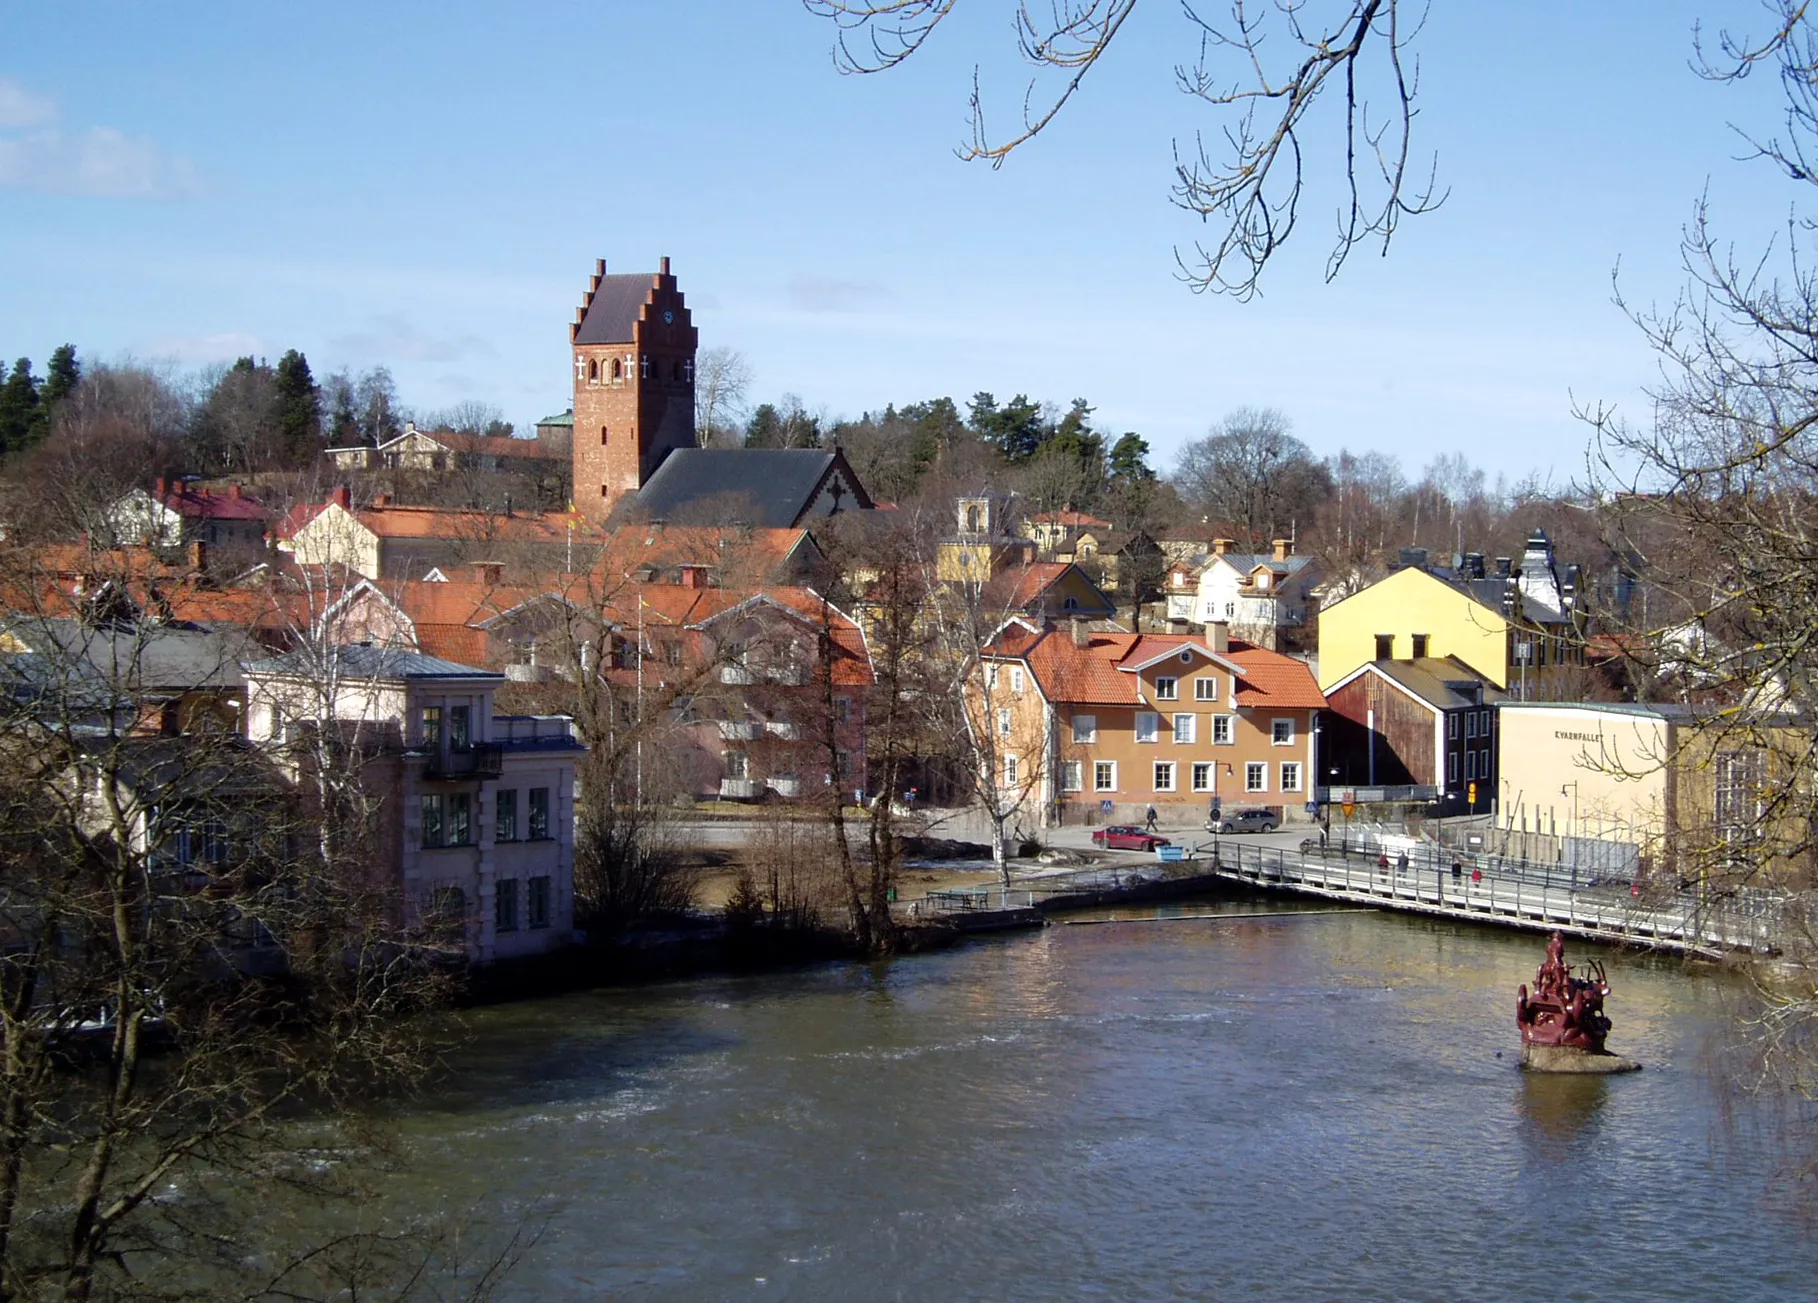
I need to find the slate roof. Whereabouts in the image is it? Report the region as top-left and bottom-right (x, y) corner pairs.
(634, 449), (867, 527)
(575, 274), (659, 344)
(243, 645), (503, 682)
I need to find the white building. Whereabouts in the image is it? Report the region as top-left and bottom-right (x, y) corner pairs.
(1165, 539), (1319, 650)
(242, 645), (583, 963)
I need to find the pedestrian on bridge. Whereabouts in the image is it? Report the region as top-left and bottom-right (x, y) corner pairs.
(1452, 859), (1463, 882)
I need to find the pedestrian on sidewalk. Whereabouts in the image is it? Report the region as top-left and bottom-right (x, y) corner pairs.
(1451, 859), (1463, 883)
(1144, 805), (1159, 832)
(1471, 866), (1483, 887)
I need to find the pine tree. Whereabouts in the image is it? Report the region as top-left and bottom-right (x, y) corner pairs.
(273, 349), (321, 465)
(43, 344), (80, 408)
(0, 358), (42, 456)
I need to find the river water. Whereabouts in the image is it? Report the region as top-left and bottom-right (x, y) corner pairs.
(402, 904), (1817, 1300)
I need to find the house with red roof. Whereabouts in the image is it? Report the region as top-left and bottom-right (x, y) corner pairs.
(976, 618), (1326, 827)
(105, 479), (269, 559)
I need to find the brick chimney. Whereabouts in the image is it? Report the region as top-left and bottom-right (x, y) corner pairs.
(1271, 538), (1291, 562)
(331, 485), (351, 510)
(153, 477), (168, 500)
(678, 564), (706, 590)
(1212, 537), (1233, 557)
(473, 562), (503, 586)
(228, 483), (243, 500)
(1208, 620), (1230, 654)
(374, 492), (393, 507)
(188, 540), (206, 572)
(1070, 616), (1090, 648)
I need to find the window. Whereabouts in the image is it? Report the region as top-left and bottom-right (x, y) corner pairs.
(1004, 754), (1019, 786)
(1192, 762), (1214, 792)
(1153, 761), (1176, 792)
(495, 878), (519, 933)
(1155, 676), (1179, 701)
(528, 876), (551, 929)
(1136, 712), (1160, 743)
(1095, 761), (1117, 791)
(997, 707), (1013, 738)
(1716, 749), (1766, 836)
(496, 789), (518, 842)
(1465, 712), (1478, 739)
(1173, 713), (1196, 744)
(421, 794), (444, 849)
(612, 357), (624, 382)
(1411, 633), (1429, 658)
(1072, 714), (1098, 744)
(601, 425), (609, 445)
(1375, 634), (1394, 659)
(1195, 678), (1218, 701)
(528, 787), (550, 840)
(1480, 708), (1492, 733)
(1448, 713), (1459, 740)
(1062, 596), (1081, 611)
(1272, 718), (1295, 746)
(1213, 715), (1234, 745)
(448, 793), (471, 846)
(835, 696), (852, 724)
(1447, 752), (1460, 783)
(1245, 762), (1267, 792)
(588, 358), (599, 384)
(1280, 762), (1303, 792)
(1011, 666), (1025, 693)
(663, 639), (683, 665)
(725, 750), (749, 779)
(1225, 601), (1236, 617)
(1062, 760), (1083, 792)
(421, 705), (442, 750)
(450, 704), (471, 751)
(1465, 751), (1477, 781)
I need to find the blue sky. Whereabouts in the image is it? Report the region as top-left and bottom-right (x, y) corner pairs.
(0, 1), (1799, 486)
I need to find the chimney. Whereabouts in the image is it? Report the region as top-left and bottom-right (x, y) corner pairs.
(1167, 616), (1189, 635)
(187, 539), (206, 572)
(374, 492), (393, 507)
(331, 485), (351, 510)
(1212, 537), (1234, 557)
(154, 477), (168, 500)
(1208, 620), (1230, 654)
(1495, 556), (1512, 579)
(660, 255), (671, 276)
(228, 483), (243, 500)
(1397, 546), (1429, 571)
(473, 562), (503, 586)
(1271, 538), (1291, 562)
(1463, 551), (1485, 579)
(1070, 617), (1090, 648)
(678, 564), (705, 590)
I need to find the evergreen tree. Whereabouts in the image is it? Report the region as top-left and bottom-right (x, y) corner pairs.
(274, 348), (322, 464)
(42, 344), (79, 409)
(968, 391), (1044, 462)
(0, 358), (42, 456)
(1108, 431), (1156, 483)
(744, 402), (783, 448)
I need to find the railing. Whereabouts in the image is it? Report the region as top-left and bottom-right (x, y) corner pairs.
(720, 778), (760, 799)
(718, 720), (762, 740)
(1212, 840), (1785, 955)
(493, 714), (577, 746)
(420, 743), (504, 780)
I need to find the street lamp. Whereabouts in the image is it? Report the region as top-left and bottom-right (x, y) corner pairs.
(1561, 781), (1579, 889)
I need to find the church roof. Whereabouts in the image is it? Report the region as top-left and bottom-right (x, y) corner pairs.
(633, 449), (869, 528)
(575, 274), (660, 345)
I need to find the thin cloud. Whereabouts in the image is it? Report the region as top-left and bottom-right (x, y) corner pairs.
(785, 272), (891, 313)
(143, 331), (265, 365)
(0, 77), (203, 198)
(330, 314), (497, 366)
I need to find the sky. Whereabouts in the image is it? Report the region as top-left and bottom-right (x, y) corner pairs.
(0, 1), (1803, 488)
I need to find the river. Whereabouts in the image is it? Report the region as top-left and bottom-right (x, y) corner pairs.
(400, 903), (1817, 1300)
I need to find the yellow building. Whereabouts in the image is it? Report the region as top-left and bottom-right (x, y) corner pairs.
(1317, 538), (1581, 692)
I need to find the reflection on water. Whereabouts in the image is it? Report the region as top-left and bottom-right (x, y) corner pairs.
(387, 909), (1816, 1301)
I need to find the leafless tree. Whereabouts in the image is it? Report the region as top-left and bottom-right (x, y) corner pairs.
(1171, 406), (1331, 547)
(694, 346), (754, 448)
(803, 0), (1443, 297)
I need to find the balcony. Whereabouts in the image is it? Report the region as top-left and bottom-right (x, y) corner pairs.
(718, 720), (763, 740)
(421, 743), (505, 781)
(720, 663), (755, 684)
(765, 720), (800, 740)
(719, 778), (761, 799)
(767, 777), (801, 798)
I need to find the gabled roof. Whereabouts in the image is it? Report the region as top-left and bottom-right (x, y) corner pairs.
(633, 448), (872, 528)
(983, 624), (1325, 711)
(1117, 634), (1245, 677)
(980, 561), (1116, 615)
(1210, 551), (1315, 577)
(1326, 655), (1505, 711)
(155, 484), (267, 522)
(1032, 508), (1113, 529)
(575, 272), (664, 345)
(278, 498), (589, 545)
(381, 428), (565, 462)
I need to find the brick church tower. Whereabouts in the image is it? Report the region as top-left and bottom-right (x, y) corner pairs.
(570, 257), (697, 520)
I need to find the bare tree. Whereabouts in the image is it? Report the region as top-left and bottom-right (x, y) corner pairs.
(803, 0), (1442, 297)
(694, 346), (754, 448)
(1171, 406), (1332, 547)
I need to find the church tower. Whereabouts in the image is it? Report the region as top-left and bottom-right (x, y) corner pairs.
(570, 257), (697, 520)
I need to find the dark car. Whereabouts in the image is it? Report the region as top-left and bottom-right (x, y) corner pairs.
(1092, 825), (1171, 851)
(1208, 807), (1279, 834)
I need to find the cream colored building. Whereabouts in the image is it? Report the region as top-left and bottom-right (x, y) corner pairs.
(1496, 702), (1676, 848)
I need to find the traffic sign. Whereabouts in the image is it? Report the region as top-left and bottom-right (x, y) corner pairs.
(1341, 802), (1355, 819)
(1467, 781), (1477, 804)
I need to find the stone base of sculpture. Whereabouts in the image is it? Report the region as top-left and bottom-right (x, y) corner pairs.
(1521, 1043), (1642, 1074)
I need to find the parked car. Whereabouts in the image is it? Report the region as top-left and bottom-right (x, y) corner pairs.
(1208, 807), (1279, 834)
(1092, 825), (1172, 851)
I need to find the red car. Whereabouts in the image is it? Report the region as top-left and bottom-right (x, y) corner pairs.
(1092, 825), (1171, 851)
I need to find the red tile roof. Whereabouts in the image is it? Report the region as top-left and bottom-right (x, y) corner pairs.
(986, 625), (1325, 710)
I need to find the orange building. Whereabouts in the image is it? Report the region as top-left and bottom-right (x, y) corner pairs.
(977, 618), (1327, 826)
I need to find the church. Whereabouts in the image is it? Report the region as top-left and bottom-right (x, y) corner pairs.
(569, 258), (873, 526)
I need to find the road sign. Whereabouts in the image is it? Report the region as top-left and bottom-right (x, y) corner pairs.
(1341, 803), (1355, 819)
(1467, 781), (1477, 804)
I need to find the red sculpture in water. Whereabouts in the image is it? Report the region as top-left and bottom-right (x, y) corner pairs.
(1516, 932), (1616, 1059)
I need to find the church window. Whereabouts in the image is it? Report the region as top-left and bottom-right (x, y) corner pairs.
(588, 358), (598, 384)
(611, 357), (623, 383)
(600, 426), (609, 445)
